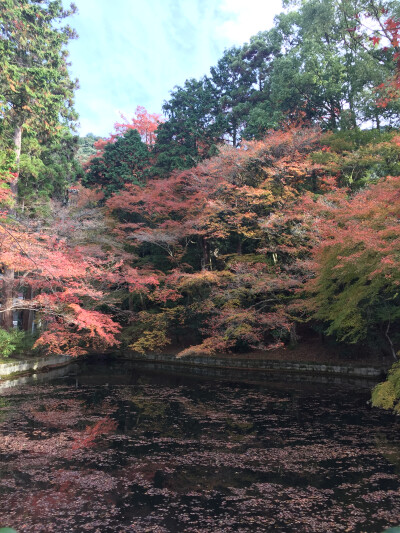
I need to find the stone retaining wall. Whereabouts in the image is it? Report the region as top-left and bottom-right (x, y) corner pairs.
(0, 351), (389, 386)
(0, 362), (79, 391)
(125, 352), (389, 379)
(0, 354), (73, 379)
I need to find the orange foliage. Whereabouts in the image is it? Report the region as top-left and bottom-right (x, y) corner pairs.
(86, 106), (163, 167)
(68, 182), (104, 208)
(107, 126), (323, 259)
(72, 417), (118, 450)
(0, 207), (160, 355)
(115, 105), (163, 145)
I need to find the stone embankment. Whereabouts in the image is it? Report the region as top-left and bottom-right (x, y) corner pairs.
(0, 354), (73, 380)
(0, 351), (390, 389)
(125, 352), (389, 379)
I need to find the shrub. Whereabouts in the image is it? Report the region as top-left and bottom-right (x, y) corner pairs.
(0, 329), (25, 359)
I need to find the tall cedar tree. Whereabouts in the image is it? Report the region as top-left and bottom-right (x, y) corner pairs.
(0, 0), (78, 329)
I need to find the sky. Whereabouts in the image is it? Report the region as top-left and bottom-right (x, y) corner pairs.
(67, 0), (283, 137)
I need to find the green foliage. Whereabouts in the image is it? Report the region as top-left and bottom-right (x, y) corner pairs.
(126, 307), (185, 354)
(152, 77), (222, 176)
(313, 130), (400, 189)
(0, 0), (78, 138)
(309, 246), (400, 343)
(275, 0), (398, 129)
(0, 328), (25, 359)
(16, 129), (81, 213)
(0, 148), (14, 204)
(300, 174), (400, 357)
(129, 328), (171, 355)
(372, 361), (400, 413)
(77, 133), (101, 163)
(83, 129), (150, 196)
(210, 46), (256, 147)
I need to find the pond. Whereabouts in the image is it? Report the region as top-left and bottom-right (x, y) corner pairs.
(0, 359), (400, 532)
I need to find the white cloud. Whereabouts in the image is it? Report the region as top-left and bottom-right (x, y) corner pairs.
(218, 0), (281, 44)
(67, 0), (283, 136)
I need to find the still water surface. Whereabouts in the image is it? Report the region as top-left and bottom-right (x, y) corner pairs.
(0, 360), (400, 532)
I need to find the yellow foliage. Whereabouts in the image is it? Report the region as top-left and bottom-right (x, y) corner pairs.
(129, 329), (171, 354)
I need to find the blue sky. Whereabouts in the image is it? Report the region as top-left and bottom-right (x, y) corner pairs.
(67, 0), (283, 136)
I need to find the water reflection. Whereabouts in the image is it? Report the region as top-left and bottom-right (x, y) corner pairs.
(0, 360), (399, 532)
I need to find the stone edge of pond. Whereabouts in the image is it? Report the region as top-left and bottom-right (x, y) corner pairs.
(0, 354), (74, 380)
(123, 352), (389, 379)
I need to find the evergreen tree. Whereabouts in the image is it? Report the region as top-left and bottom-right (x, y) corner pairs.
(0, 0), (78, 329)
(83, 129), (150, 197)
(152, 77), (221, 177)
(0, 0), (78, 185)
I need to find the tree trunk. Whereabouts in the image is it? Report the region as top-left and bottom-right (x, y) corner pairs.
(384, 321), (397, 360)
(311, 169), (318, 192)
(232, 120), (238, 148)
(289, 323), (298, 346)
(12, 122), (23, 190)
(128, 293), (134, 312)
(375, 112), (381, 131)
(329, 100), (337, 129)
(1, 121), (23, 331)
(1, 267), (15, 330)
(200, 237), (210, 270)
(22, 286), (34, 332)
(348, 94), (357, 129)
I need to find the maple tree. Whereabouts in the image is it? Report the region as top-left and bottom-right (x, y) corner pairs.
(311, 129), (400, 190)
(0, 215), (117, 355)
(372, 360), (400, 412)
(114, 106), (163, 146)
(297, 175), (400, 357)
(106, 126), (323, 354)
(0, 191), (163, 356)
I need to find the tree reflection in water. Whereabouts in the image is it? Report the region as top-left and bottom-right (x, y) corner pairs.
(0, 363), (399, 532)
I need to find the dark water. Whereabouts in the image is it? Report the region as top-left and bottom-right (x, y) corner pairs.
(0, 360), (400, 533)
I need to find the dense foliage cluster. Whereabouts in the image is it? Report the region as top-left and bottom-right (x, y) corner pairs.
(1, 0), (400, 410)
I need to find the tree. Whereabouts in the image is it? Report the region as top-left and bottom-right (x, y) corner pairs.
(240, 29), (284, 139)
(114, 105), (162, 146)
(77, 133), (102, 164)
(0, 0), (78, 330)
(311, 129), (400, 190)
(372, 361), (400, 413)
(339, 0), (400, 114)
(152, 77), (222, 177)
(0, 186), (163, 355)
(0, 0), (78, 182)
(270, 0), (397, 129)
(82, 129), (150, 197)
(18, 127), (82, 214)
(209, 46), (256, 147)
(0, 214), (121, 355)
(299, 175), (400, 358)
(106, 126), (323, 354)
